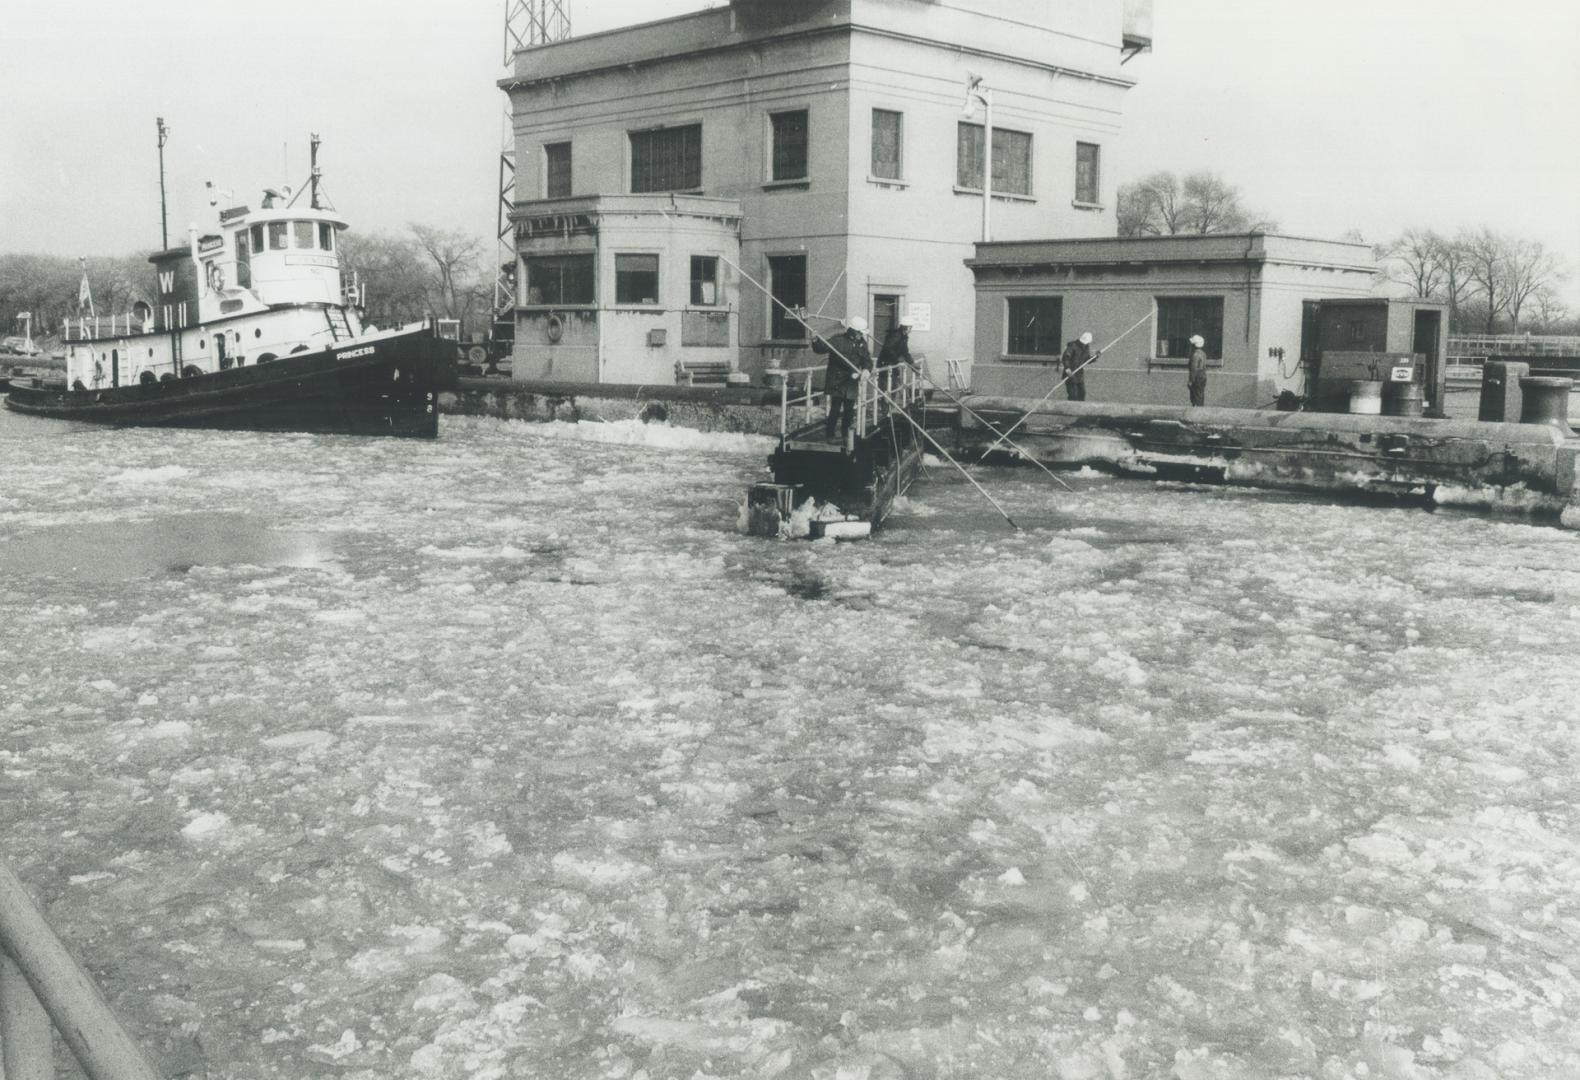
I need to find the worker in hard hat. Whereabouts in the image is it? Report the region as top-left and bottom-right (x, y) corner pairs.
(812, 315), (874, 441)
(1059, 330), (1098, 401)
(1187, 333), (1208, 406)
(877, 314), (915, 392)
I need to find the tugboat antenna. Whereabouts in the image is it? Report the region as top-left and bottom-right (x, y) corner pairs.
(156, 117), (170, 250)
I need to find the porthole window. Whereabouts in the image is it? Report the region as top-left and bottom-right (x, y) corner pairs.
(254, 328), (262, 338)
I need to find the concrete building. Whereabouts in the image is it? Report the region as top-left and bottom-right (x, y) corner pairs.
(965, 232), (1408, 408)
(500, 0), (1152, 385)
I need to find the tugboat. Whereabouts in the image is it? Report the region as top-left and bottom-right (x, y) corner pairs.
(4, 131), (452, 437)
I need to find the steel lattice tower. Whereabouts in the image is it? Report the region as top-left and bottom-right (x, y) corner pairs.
(496, 0), (572, 317)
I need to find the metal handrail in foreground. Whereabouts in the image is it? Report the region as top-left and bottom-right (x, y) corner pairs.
(766, 362), (921, 442)
(0, 857), (161, 1080)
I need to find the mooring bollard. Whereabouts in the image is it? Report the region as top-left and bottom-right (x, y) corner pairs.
(1479, 360), (1530, 424)
(1518, 376), (1575, 434)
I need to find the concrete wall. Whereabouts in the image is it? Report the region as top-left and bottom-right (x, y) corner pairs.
(505, 0), (1138, 385)
(967, 233), (1378, 408)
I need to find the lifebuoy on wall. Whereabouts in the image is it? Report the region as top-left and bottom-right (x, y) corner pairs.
(545, 313), (564, 344)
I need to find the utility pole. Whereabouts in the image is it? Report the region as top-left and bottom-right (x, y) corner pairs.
(962, 76), (992, 243)
(156, 117), (170, 250)
(497, 0), (572, 317)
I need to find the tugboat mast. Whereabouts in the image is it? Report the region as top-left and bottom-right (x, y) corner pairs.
(309, 133), (321, 211)
(156, 117), (170, 249)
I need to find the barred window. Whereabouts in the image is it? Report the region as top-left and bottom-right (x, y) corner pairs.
(958, 123), (1032, 196)
(545, 142), (572, 199)
(525, 254), (595, 306)
(630, 124), (702, 193)
(1156, 297), (1223, 359)
(871, 109), (903, 180)
(768, 255), (807, 341)
(615, 254), (659, 305)
(770, 110), (809, 182)
(1006, 297), (1062, 357)
(1075, 142), (1101, 204)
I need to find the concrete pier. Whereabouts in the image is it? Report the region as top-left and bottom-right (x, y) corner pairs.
(442, 379), (1580, 525)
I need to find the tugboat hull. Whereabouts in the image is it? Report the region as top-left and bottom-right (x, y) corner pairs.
(4, 328), (452, 438)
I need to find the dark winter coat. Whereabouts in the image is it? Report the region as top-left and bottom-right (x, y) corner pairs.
(1060, 340), (1093, 375)
(877, 327), (913, 370)
(1188, 347), (1208, 385)
(813, 330), (873, 398)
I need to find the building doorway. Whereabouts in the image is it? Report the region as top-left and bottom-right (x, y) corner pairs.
(872, 294), (901, 350)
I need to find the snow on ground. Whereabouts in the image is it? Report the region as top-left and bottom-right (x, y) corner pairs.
(1, 409), (1578, 1080)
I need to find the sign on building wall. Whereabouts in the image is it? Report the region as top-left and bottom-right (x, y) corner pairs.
(906, 302), (932, 333)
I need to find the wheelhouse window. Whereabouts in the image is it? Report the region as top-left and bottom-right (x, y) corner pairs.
(268, 222), (288, 250)
(871, 109), (903, 180)
(251, 224), (265, 254)
(1075, 142), (1101, 204)
(545, 141), (572, 199)
(1156, 297), (1224, 359)
(769, 109), (809, 183)
(767, 255), (807, 341)
(957, 123), (1032, 196)
(235, 230), (251, 288)
(630, 124), (702, 193)
(614, 254), (660, 305)
(318, 223), (335, 251)
(293, 221), (315, 249)
(689, 256), (719, 306)
(525, 254), (595, 305)
(1006, 297), (1063, 357)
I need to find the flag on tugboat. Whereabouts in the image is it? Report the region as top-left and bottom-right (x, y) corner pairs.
(77, 258), (95, 317)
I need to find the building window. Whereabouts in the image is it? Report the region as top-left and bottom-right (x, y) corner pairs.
(871, 109), (903, 180)
(1075, 142), (1101, 204)
(630, 124), (702, 193)
(689, 256), (719, 306)
(1006, 297), (1063, 357)
(957, 123), (1032, 196)
(615, 254), (660, 305)
(1156, 297), (1224, 359)
(525, 254), (595, 305)
(767, 255), (807, 340)
(545, 142), (572, 199)
(770, 109), (809, 182)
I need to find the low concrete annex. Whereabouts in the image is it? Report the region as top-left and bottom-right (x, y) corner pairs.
(966, 232), (1386, 408)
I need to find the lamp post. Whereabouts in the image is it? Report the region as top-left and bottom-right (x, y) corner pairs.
(962, 75), (992, 242)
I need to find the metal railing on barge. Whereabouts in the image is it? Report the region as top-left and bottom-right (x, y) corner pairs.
(764, 361), (924, 444)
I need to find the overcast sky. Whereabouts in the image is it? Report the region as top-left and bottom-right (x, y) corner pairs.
(3, 0), (1576, 296)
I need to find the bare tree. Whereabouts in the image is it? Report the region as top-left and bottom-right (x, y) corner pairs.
(1116, 170), (1274, 237)
(1502, 238), (1564, 333)
(1531, 283), (1569, 330)
(1460, 228), (1509, 334)
(1378, 227), (1447, 299)
(409, 224), (486, 325)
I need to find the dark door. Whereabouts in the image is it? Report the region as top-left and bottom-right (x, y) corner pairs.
(872, 294), (900, 352)
(215, 334), (230, 370)
(111, 348), (119, 387)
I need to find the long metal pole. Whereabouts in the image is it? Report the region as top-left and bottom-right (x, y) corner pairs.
(976, 311), (1154, 462)
(981, 88), (993, 243)
(721, 255), (1020, 530)
(156, 118), (169, 250)
(801, 311), (1072, 491)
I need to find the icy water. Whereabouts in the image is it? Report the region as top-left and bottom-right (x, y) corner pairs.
(1, 408), (1577, 1080)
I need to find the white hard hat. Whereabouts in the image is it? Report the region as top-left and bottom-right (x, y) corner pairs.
(1189, 334), (1205, 347)
(846, 316), (868, 333)
(1079, 332), (1093, 345)
(898, 315), (914, 328)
